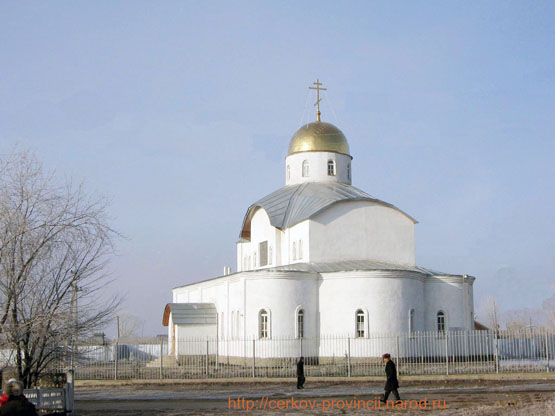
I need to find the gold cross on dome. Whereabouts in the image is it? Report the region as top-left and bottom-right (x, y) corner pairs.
(309, 79), (327, 122)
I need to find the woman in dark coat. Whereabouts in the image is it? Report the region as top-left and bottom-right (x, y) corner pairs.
(0, 380), (37, 416)
(380, 353), (401, 403)
(296, 356), (305, 389)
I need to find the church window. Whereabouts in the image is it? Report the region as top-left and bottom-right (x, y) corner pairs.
(297, 309), (304, 338)
(347, 162), (351, 180)
(356, 310), (365, 338)
(327, 160), (336, 176)
(437, 311), (446, 332)
(298, 240), (303, 259)
(259, 241), (268, 266)
(302, 160), (309, 177)
(292, 242), (297, 261)
(259, 310), (269, 339)
(287, 165), (290, 181)
(409, 309), (415, 333)
(268, 246), (273, 265)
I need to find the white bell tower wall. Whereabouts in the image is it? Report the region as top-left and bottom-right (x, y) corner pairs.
(285, 152), (352, 186)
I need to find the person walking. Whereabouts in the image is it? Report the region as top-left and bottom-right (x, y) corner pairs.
(0, 380), (37, 416)
(296, 356), (305, 389)
(380, 353), (401, 403)
(0, 379), (17, 407)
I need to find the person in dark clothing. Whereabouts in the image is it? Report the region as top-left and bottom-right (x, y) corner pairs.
(380, 353), (401, 403)
(0, 380), (37, 416)
(296, 356), (305, 389)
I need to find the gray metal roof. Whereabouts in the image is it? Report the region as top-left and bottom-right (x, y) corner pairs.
(258, 260), (432, 274)
(171, 261), (473, 291)
(253, 261), (473, 280)
(240, 182), (416, 239)
(162, 303), (217, 326)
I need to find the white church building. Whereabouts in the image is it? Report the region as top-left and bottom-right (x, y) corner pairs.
(163, 87), (476, 358)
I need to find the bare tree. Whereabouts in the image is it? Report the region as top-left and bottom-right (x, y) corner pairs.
(543, 294), (555, 329)
(0, 151), (120, 387)
(478, 296), (500, 331)
(117, 313), (145, 338)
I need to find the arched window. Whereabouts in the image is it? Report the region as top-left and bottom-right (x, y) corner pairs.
(347, 162), (351, 180)
(409, 309), (415, 333)
(297, 309), (304, 338)
(302, 160), (309, 177)
(327, 160), (336, 176)
(292, 242), (297, 260)
(437, 311), (446, 332)
(356, 309), (365, 338)
(268, 246), (273, 265)
(287, 165), (290, 181)
(298, 240), (303, 259)
(259, 310), (269, 339)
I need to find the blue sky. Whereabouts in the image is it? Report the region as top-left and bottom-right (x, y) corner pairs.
(1, 1), (554, 335)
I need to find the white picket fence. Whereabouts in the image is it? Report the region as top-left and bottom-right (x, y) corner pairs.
(57, 329), (555, 380)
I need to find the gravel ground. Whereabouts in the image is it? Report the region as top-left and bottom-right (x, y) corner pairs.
(74, 379), (555, 415)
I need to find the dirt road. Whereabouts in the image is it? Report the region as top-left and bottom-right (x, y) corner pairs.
(75, 379), (555, 415)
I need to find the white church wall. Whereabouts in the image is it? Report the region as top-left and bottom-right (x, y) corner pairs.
(244, 273), (318, 339)
(175, 324), (216, 340)
(236, 208), (282, 271)
(227, 277), (245, 339)
(236, 241), (245, 272)
(309, 201), (415, 266)
(249, 208), (278, 269)
(424, 277), (474, 331)
(318, 271), (425, 335)
(281, 220), (310, 265)
(286, 152), (352, 186)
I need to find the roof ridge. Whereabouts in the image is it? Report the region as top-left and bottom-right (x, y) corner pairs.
(281, 182), (306, 227)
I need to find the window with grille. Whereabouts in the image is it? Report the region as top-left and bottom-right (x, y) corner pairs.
(302, 160), (309, 177)
(327, 160), (336, 176)
(259, 241), (268, 266)
(347, 162), (351, 180)
(437, 311), (445, 332)
(297, 309), (304, 338)
(356, 310), (365, 338)
(259, 310), (268, 338)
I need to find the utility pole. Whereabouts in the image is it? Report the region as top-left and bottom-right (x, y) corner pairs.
(116, 315), (120, 339)
(70, 271), (79, 370)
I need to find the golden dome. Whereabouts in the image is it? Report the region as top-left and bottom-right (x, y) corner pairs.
(288, 121), (350, 156)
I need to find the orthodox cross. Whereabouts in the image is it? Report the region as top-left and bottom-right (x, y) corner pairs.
(309, 79), (327, 122)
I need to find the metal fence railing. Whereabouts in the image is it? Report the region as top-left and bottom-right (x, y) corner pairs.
(4, 329), (554, 380)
